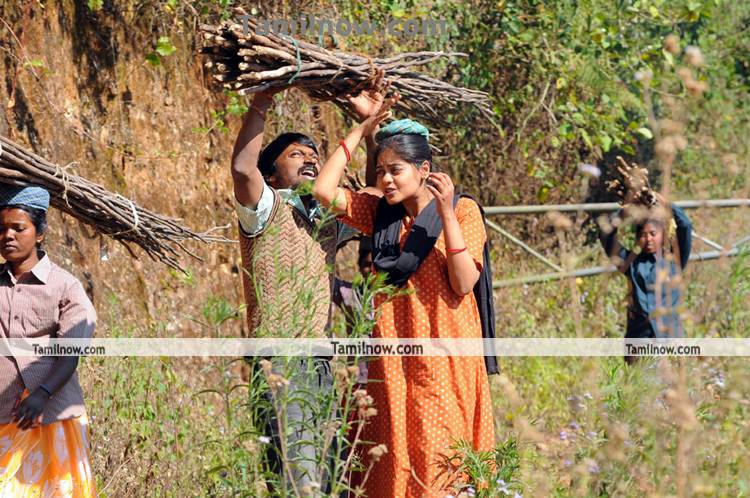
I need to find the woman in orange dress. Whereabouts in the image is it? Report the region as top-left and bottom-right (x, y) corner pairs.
(0, 184), (96, 497)
(313, 109), (495, 497)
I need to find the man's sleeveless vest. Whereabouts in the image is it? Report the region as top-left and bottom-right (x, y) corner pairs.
(238, 189), (337, 338)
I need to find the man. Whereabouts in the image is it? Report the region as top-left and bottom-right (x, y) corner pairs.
(230, 85), (385, 492)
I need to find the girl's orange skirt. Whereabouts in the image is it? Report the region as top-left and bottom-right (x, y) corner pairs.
(0, 413), (95, 497)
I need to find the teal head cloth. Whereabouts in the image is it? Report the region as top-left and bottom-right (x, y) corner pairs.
(375, 119), (430, 142)
(0, 184), (50, 212)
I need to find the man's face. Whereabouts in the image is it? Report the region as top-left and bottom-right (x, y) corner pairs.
(267, 143), (320, 190)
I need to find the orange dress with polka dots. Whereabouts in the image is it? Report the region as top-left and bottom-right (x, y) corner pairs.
(341, 189), (495, 498)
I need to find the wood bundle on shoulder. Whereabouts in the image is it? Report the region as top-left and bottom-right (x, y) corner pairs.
(0, 136), (227, 271)
(199, 8), (492, 125)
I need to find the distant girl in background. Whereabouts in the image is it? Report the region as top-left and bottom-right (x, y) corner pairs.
(313, 108), (494, 497)
(0, 184), (97, 497)
(599, 192), (693, 349)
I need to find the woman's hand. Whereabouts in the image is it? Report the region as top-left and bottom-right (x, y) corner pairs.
(426, 172), (456, 218)
(359, 107), (391, 139)
(12, 389), (49, 430)
(431, 173), (481, 295)
(313, 87), (397, 212)
(346, 71), (392, 122)
(358, 92), (400, 138)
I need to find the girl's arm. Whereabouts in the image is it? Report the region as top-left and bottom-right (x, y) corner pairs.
(365, 133), (378, 187)
(671, 204), (692, 268)
(13, 357), (79, 430)
(599, 209), (622, 256)
(653, 194), (692, 269)
(313, 99), (396, 213)
(13, 281), (96, 430)
(427, 173), (481, 296)
(345, 82), (391, 188)
(313, 123), (368, 214)
(599, 209), (631, 271)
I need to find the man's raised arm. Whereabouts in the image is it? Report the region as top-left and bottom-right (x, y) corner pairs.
(231, 92), (275, 207)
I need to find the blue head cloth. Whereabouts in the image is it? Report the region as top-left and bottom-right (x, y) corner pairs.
(375, 119), (430, 142)
(0, 184), (50, 212)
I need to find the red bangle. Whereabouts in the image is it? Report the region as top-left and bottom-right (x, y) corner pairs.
(339, 140), (351, 162)
(446, 247), (467, 254)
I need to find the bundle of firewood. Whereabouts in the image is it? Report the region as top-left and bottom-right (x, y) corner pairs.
(606, 156), (658, 207)
(199, 8), (493, 125)
(0, 136), (227, 270)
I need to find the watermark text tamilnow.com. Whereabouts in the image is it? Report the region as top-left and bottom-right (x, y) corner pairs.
(240, 14), (448, 40)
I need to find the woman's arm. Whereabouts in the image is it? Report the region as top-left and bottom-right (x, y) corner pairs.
(13, 357), (79, 430)
(427, 173), (481, 295)
(443, 211), (481, 295)
(313, 100), (395, 213)
(598, 209), (632, 273)
(13, 281), (96, 430)
(313, 122), (367, 214)
(365, 133), (378, 187)
(345, 85), (389, 188)
(599, 209), (623, 257)
(653, 194), (693, 268)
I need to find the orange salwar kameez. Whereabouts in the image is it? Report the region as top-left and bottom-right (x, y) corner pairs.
(342, 190), (495, 498)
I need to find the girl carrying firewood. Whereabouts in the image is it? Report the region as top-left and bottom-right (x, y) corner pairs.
(599, 161), (693, 347)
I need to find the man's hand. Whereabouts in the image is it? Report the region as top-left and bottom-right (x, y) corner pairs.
(12, 389), (48, 430)
(249, 87), (285, 114)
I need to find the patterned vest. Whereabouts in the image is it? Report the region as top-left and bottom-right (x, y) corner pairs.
(238, 189), (337, 338)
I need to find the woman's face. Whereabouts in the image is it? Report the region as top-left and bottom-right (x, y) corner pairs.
(0, 208), (43, 263)
(375, 148), (429, 205)
(638, 222), (664, 254)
